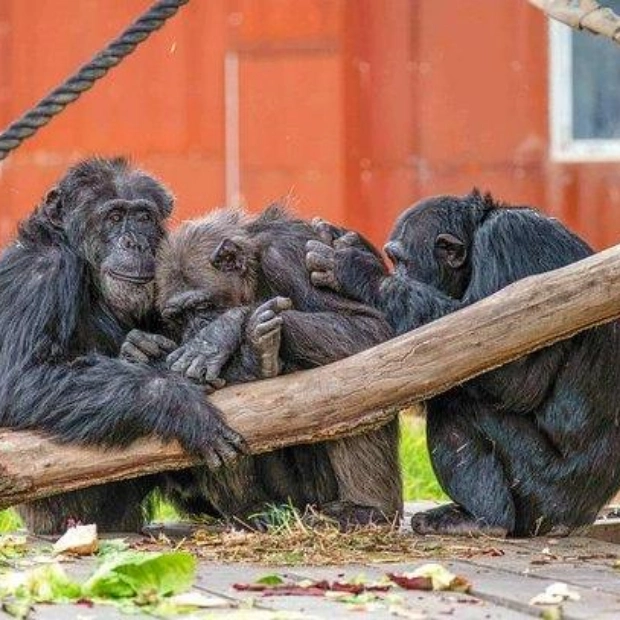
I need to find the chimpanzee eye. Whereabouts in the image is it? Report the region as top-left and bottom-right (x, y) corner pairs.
(108, 211), (122, 224)
(137, 212), (152, 223)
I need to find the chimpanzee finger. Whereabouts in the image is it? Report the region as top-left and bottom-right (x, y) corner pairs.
(254, 296), (292, 315)
(199, 424), (246, 468)
(255, 310), (276, 325)
(272, 296), (293, 311)
(200, 448), (223, 470)
(125, 331), (165, 358)
(306, 250), (334, 273)
(149, 334), (178, 353)
(306, 239), (335, 257)
(200, 357), (228, 383)
(201, 380), (224, 395)
(219, 423), (249, 453)
(334, 231), (361, 250)
(311, 271), (339, 290)
(186, 354), (208, 381)
(311, 217), (343, 245)
(311, 218), (335, 245)
(120, 341), (149, 364)
(254, 316), (283, 338)
(166, 346), (187, 367)
(206, 377), (226, 390)
(213, 439), (241, 465)
(162, 290), (211, 320)
(169, 351), (195, 374)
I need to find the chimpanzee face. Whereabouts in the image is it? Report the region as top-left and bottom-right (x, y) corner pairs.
(155, 210), (259, 337)
(43, 157), (172, 321)
(383, 191), (493, 299)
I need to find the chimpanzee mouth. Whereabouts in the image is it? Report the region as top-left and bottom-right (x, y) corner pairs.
(107, 270), (154, 285)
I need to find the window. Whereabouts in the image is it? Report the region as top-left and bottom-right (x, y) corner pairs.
(550, 0), (620, 160)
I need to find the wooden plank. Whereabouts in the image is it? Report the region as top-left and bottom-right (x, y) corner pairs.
(386, 559), (620, 620)
(281, 565), (534, 619)
(12, 532), (620, 619)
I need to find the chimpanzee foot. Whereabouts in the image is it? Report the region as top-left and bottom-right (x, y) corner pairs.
(410, 503), (508, 538)
(317, 500), (396, 531)
(247, 296), (292, 378)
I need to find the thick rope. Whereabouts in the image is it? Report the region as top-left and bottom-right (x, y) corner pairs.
(0, 0), (189, 161)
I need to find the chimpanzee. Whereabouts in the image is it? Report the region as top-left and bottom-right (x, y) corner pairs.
(0, 157), (245, 535)
(137, 205), (403, 528)
(306, 189), (620, 537)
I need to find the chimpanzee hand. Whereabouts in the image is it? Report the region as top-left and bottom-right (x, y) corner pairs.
(166, 307), (249, 391)
(246, 296), (293, 378)
(168, 394), (248, 468)
(306, 234), (388, 305)
(179, 408), (248, 469)
(306, 232), (369, 291)
(120, 330), (178, 366)
(305, 239), (341, 292)
(312, 218), (385, 260)
(311, 217), (350, 245)
(161, 290), (213, 324)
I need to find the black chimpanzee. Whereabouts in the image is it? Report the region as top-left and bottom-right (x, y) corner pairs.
(133, 205), (403, 528)
(306, 189), (620, 537)
(0, 157), (245, 534)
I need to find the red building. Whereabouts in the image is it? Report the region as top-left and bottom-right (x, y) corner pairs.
(1, 0), (620, 249)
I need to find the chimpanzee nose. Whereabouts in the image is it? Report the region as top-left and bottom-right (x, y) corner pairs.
(384, 241), (403, 264)
(119, 234), (147, 253)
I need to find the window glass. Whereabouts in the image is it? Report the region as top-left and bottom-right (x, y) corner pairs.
(572, 0), (620, 139)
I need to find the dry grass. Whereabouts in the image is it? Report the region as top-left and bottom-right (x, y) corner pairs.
(139, 508), (504, 567)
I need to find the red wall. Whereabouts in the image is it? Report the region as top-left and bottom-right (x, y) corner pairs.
(0, 1), (618, 249)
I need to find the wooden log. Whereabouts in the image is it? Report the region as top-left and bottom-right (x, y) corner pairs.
(3, 244), (620, 509)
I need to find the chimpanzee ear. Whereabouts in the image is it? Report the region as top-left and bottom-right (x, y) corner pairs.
(435, 233), (467, 269)
(43, 188), (64, 228)
(210, 238), (246, 273)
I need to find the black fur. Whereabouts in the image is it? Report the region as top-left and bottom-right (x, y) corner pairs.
(0, 157), (244, 535)
(306, 190), (620, 537)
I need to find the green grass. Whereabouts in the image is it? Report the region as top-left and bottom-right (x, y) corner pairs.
(0, 508), (22, 533)
(0, 414), (443, 534)
(399, 414), (446, 501)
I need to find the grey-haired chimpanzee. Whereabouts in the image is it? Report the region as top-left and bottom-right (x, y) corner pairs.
(306, 189), (620, 537)
(142, 205), (403, 528)
(0, 157), (245, 534)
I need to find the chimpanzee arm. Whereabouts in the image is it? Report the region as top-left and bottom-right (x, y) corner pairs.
(261, 242), (393, 366)
(377, 275), (461, 335)
(0, 246), (245, 468)
(306, 239), (388, 307)
(460, 209), (593, 411)
(277, 309), (390, 368)
(306, 240), (457, 335)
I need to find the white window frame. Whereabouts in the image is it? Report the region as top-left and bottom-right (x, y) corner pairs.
(549, 20), (620, 162)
